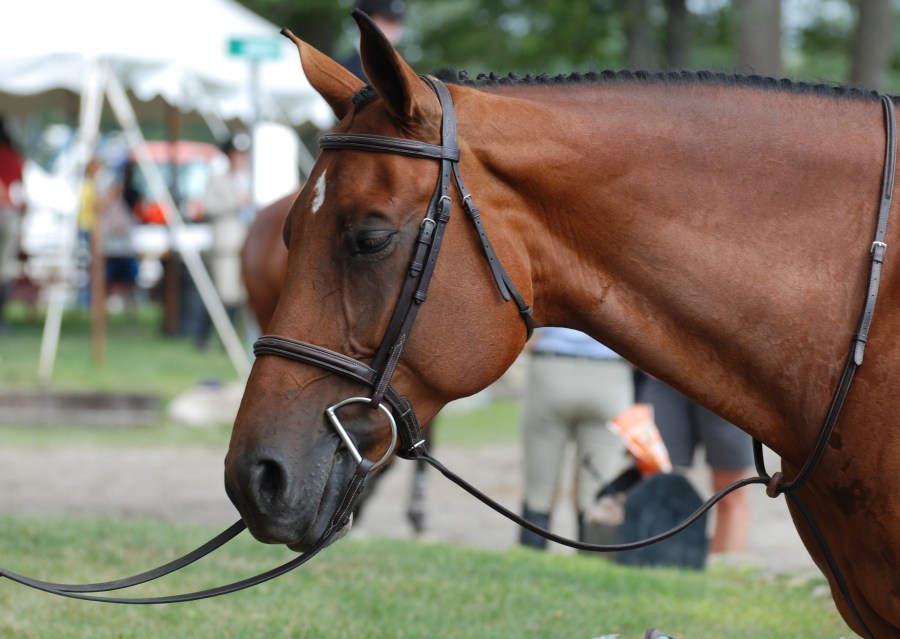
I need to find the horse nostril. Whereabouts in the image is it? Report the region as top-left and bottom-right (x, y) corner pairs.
(251, 459), (287, 511)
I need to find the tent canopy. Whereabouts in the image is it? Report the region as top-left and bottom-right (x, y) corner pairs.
(0, 0), (333, 128)
(0, 0), (336, 380)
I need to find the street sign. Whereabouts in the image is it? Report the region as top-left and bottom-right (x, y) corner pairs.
(228, 36), (282, 60)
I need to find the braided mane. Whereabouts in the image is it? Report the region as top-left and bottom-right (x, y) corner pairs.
(351, 67), (884, 111)
(432, 67), (883, 102)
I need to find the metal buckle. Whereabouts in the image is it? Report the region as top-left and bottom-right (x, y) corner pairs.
(325, 397), (398, 471)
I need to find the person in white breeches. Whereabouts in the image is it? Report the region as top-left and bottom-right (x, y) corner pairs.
(519, 327), (632, 549)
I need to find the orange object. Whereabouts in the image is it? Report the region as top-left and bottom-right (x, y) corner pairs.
(608, 403), (672, 475)
(140, 202), (167, 225)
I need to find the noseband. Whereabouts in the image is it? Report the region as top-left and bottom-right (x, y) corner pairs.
(254, 74), (534, 464)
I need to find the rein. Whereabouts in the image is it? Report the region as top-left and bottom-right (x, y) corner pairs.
(0, 458), (372, 603)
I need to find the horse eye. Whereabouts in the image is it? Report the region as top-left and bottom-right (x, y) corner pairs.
(352, 231), (395, 255)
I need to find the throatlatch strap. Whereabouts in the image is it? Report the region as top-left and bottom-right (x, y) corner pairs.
(318, 75), (532, 407)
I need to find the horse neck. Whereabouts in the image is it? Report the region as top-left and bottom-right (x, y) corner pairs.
(460, 81), (888, 457)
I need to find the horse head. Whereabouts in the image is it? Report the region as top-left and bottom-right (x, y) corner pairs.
(225, 12), (531, 551)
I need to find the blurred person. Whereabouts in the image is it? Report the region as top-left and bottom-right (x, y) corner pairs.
(121, 157), (143, 214)
(77, 156), (104, 308)
(519, 327), (631, 549)
(197, 136), (249, 349)
(77, 157), (103, 238)
(340, 0), (406, 82)
(637, 375), (753, 555)
(101, 158), (141, 311)
(0, 118), (25, 333)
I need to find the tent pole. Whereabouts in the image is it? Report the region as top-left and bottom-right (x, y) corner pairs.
(89, 210), (106, 364)
(37, 56), (106, 383)
(104, 72), (251, 379)
(249, 58), (260, 208)
(182, 75), (231, 143)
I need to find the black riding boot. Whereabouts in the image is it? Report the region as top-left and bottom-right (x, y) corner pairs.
(519, 505), (550, 550)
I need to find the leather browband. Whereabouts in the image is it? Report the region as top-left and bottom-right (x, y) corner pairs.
(319, 133), (460, 161)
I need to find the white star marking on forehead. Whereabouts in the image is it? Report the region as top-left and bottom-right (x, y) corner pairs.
(310, 170), (326, 215)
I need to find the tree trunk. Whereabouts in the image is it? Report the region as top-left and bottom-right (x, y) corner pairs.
(621, 0), (658, 69)
(663, 0), (690, 69)
(851, 0), (894, 91)
(734, 0), (783, 77)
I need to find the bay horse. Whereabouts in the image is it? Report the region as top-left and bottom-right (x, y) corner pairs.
(226, 11), (900, 637)
(240, 190), (293, 334)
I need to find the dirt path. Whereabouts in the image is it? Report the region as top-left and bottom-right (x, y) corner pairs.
(0, 442), (818, 576)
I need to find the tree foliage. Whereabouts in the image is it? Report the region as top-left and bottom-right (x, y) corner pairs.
(405, 0), (629, 75)
(237, 0), (900, 91)
(241, 0), (356, 54)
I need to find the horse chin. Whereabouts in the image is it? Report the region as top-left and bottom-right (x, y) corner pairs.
(288, 512), (353, 553)
(281, 449), (357, 553)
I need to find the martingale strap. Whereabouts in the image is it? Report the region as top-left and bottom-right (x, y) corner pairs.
(757, 93), (897, 499)
(742, 95), (896, 639)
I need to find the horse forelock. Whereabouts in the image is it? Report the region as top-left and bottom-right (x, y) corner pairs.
(351, 85), (379, 111)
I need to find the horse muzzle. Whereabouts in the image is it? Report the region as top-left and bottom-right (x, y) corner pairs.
(224, 397), (398, 552)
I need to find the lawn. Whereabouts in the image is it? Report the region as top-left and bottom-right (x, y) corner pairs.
(0, 302), (522, 447)
(0, 303), (238, 400)
(0, 516), (853, 639)
(0, 303), (856, 638)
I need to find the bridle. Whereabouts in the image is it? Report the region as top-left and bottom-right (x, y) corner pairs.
(255, 74), (534, 463)
(1, 76), (894, 638)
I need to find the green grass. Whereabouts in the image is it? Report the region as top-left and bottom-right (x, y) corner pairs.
(0, 304), (238, 400)
(433, 399), (520, 445)
(0, 516), (852, 639)
(0, 402), (520, 449)
(0, 304), (855, 636)
(0, 303), (238, 447)
(0, 302), (523, 448)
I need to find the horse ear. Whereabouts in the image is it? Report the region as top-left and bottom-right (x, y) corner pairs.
(281, 28), (364, 121)
(353, 10), (429, 123)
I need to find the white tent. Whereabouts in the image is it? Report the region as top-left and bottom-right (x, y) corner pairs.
(0, 0), (331, 379)
(0, 0), (333, 128)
